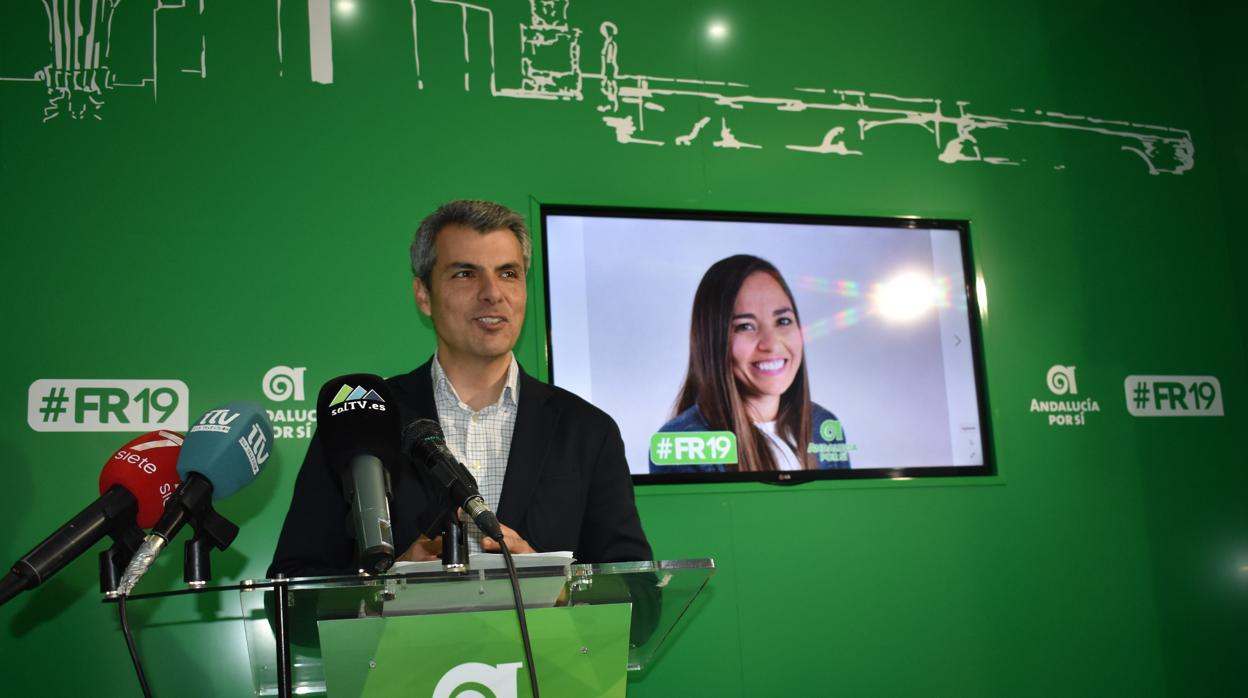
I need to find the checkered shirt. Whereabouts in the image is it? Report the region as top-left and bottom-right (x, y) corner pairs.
(431, 354), (520, 554)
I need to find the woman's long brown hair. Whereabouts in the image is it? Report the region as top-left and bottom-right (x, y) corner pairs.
(673, 255), (814, 471)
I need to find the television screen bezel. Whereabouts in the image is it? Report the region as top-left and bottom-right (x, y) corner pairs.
(539, 203), (995, 485)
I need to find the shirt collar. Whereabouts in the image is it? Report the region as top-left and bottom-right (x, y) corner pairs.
(432, 353), (520, 412)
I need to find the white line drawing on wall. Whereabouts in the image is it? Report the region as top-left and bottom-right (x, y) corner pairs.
(0, 0), (1195, 177)
(0, 0), (207, 121)
(33, 0), (124, 121)
(936, 104), (1016, 166)
(713, 117), (762, 150)
(276, 0), (284, 76)
(603, 115), (662, 146)
(596, 21), (619, 113)
(787, 127), (863, 156)
(308, 0), (333, 84)
(394, 0), (1193, 175)
(675, 116), (711, 146)
(517, 0), (581, 99)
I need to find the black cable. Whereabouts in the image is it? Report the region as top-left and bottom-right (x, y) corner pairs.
(498, 539), (539, 698)
(118, 594), (154, 698)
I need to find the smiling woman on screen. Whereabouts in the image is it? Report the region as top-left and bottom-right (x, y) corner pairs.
(650, 254), (850, 473)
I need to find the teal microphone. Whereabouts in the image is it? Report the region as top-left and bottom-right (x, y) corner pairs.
(176, 401), (274, 498)
(116, 402), (274, 594)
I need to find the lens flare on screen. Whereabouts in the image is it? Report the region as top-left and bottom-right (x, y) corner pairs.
(803, 318), (830, 340)
(800, 275), (829, 292)
(800, 276), (860, 299)
(834, 308), (860, 329)
(933, 276), (952, 309)
(873, 272), (937, 322)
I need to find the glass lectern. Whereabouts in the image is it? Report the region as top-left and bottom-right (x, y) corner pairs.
(115, 559), (714, 697)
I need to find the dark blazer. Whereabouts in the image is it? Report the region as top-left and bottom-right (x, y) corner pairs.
(268, 360), (652, 577)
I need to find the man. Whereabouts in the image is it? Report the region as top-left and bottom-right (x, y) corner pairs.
(269, 200), (651, 576)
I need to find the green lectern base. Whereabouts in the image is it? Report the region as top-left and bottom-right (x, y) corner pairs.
(319, 604), (632, 698)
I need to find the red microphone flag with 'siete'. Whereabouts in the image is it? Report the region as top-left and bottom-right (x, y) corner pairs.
(98, 430), (184, 529)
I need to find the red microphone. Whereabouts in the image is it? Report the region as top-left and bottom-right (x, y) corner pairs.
(99, 431), (184, 528)
(0, 431), (184, 607)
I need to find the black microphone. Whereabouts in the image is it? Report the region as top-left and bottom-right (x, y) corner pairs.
(1, 487), (139, 606)
(401, 419), (504, 542)
(317, 374), (400, 574)
(0, 431), (183, 606)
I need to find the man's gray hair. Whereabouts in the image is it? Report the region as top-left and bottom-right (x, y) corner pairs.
(410, 200), (532, 285)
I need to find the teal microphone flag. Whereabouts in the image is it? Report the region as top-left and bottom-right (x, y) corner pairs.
(179, 401), (274, 499)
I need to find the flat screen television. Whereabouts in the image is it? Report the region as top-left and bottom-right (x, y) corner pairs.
(541, 205), (993, 484)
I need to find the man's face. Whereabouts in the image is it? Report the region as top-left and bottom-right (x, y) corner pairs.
(414, 225), (527, 368)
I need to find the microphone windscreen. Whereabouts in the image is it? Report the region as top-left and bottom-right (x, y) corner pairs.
(401, 418), (444, 451)
(98, 430), (184, 528)
(316, 374), (400, 473)
(178, 401), (274, 499)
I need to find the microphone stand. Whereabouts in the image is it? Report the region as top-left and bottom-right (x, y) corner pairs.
(441, 509), (468, 572)
(181, 508), (239, 587)
(99, 524), (145, 596)
(183, 533), (212, 587)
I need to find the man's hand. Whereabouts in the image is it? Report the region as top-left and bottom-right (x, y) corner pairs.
(481, 522), (537, 554)
(397, 535), (442, 562)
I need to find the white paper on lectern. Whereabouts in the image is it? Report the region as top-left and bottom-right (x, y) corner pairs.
(382, 551), (574, 614)
(389, 551), (574, 576)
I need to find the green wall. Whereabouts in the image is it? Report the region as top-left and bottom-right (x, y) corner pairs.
(2, 1), (1243, 695)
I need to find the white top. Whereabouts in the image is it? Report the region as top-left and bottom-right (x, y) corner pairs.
(755, 420), (802, 471)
